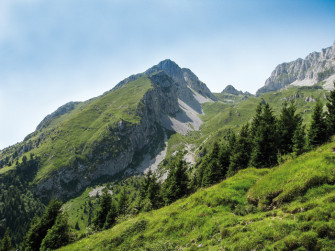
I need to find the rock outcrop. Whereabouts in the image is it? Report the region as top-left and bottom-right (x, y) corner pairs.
(4, 60), (216, 201)
(257, 41), (335, 95)
(222, 85), (244, 95)
(35, 72), (180, 199)
(113, 59), (217, 103)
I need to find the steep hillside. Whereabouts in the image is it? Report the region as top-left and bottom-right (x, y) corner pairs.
(0, 57), (334, 246)
(257, 41), (335, 95)
(201, 86), (327, 148)
(0, 59), (217, 200)
(59, 140), (335, 250)
(0, 60), (218, 242)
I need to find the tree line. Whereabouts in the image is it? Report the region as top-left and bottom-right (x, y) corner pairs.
(2, 88), (335, 250)
(194, 88), (335, 188)
(88, 88), (335, 237)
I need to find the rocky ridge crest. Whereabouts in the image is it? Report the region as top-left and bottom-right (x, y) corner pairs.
(257, 41), (335, 95)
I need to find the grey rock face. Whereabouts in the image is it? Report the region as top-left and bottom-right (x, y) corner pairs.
(257, 42), (335, 95)
(32, 60), (216, 200)
(34, 72), (179, 200)
(222, 85), (244, 95)
(112, 59), (217, 102)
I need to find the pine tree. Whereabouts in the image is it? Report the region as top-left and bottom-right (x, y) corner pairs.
(23, 199), (62, 251)
(308, 100), (328, 147)
(201, 159), (221, 187)
(163, 159), (189, 204)
(117, 189), (128, 216)
(140, 170), (162, 210)
(250, 103), (278, 168)
(147, 173), (162, 209)
(192, 156), (207, 189)
(103, 202), (117, 229)
(250, 102), (263, 138)
(326, 83), (335, 136)
(277, 101), (302, 154)
(292, 123), (307, 156)
(229, 123), (252, 173)
(0, 228), (12, 251)
(140, 170), (153, 199)
(93, 189), (112, 230)
(40, 213), (70, 251)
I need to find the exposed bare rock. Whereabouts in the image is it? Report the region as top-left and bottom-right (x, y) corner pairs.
(305, 96), (316, 102)
(257, 41), (335, 95)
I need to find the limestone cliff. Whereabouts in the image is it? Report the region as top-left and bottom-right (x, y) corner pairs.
(257, 41), (335, 95)
(35, 72), (180, 199)
(1, 60), (216, 201)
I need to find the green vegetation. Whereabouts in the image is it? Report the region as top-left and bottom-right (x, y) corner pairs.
(32, 76), (153, 181)
(59, 140), (335, 250)
(0, 229), (12, 251)
(0, 74), (334, 250)
(0, 76), (153, 182)
(23, 199), (69, 251)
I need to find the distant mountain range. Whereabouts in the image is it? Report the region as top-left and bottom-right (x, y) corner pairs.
(1, 42), (334, 245)
(257, 41), (335, 95)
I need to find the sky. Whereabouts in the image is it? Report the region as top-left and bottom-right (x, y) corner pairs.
(0, 0), (335, 149)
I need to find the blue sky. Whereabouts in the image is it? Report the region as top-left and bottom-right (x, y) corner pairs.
(0, 0), (335, 149)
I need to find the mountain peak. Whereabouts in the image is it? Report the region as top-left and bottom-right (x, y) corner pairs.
(222, 85), (243, 95)
(256, 41), (335, 95)
(157, 59), (180, 68)
(113, 59), (217, 101)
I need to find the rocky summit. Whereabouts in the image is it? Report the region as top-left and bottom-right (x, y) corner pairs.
(1, 59), (216, 201)
(221, 85), (244, 95)
(257, 41), (335, 95)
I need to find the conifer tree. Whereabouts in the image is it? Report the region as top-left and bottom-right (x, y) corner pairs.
(277, 101), (302, 154)
(219, 132), (235, 170)
(308, 100), (328, 147)
(326, 83), (335, 136)
(40, 213), (70, 251)
(192, 155), (207, 189)
(0, 228), (12, 251)
(250, 102), (263, 138)
(146, 173), (162, 209)
(117, 189), (128, 216)
(93, 189), (112, 230)
(163, 159), (189, 204)
(140, 170), (153, 199)
(229, 123), (252, 173)
(23, 199), (62, 251)
(292, 123), (307, 156)
(140, 170), (162, 210)
(201, 159), (221, 187)
(250, 103), (278, 168)
(103, 202), (117, 229)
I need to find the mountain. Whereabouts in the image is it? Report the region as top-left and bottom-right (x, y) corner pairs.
(221, 85), (244, 95)
(0, 56), (332, 246)
(0, 60), (216, 201)
(60, 140), (335, 250)
(257, 41), (335, 95)
(113, 59), (217, 102)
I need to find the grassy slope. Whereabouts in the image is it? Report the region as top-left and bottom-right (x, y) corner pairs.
(0, 76), (153, 181)
(162, 86), (327, 164)
(206, 87), (327, 133)
(59, 140), (335, 250)
(195, 87), (328, 152)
